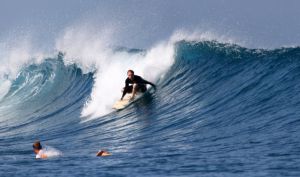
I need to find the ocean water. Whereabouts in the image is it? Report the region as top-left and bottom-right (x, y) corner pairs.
(0, 39), (300, 177)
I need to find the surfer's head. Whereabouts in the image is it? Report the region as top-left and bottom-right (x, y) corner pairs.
(33, 141), (42, 154)
(127, 70), (134, 80)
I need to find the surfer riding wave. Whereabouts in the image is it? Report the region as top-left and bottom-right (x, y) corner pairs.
(121, 70), (156, 101)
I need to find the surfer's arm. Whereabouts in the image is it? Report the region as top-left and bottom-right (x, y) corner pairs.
(135, 76), (156, 88)
(121, 80), (129, 100)
(121, 90), (126, 100)
(142, 79), (156, 90)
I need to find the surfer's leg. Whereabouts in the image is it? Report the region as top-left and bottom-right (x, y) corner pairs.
(131, 84), (137, 99)
(140, 84), (147, 92)
(124, 86), (133, 93)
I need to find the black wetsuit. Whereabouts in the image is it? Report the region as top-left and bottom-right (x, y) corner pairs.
(121, 75), (156, 99)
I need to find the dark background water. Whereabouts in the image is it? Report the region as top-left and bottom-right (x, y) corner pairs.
(1, 41), (300, 176)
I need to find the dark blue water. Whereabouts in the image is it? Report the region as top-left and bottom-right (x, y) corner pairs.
(1, 41), (300, 176)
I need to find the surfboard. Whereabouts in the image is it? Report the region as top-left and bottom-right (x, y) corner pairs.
(112, 87), (154, 110)
(112, 92), (144, 110)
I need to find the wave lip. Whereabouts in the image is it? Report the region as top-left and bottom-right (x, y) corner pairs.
(0, 55), (93, 131)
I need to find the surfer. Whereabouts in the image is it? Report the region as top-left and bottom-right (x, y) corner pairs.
(33, 141), (47, 159)
(96, 150), (111, 157)
(121, 70), (156, 101)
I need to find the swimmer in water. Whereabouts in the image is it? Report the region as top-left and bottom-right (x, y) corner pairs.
(33, 141), (47, 159)
(96, 150), (111, 157)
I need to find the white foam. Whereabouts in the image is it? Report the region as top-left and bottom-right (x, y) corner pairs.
(43, 146), (62, 158)
(170, 29), (244, 46)
(0, 80), (12, 100)
(82, 42), (175, 120)
(0, 38), (46, 100)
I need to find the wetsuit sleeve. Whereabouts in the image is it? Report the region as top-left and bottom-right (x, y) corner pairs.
(121, 79), (129, 99)
(143, 79), (156, 89)
(136, 76), (156, 89)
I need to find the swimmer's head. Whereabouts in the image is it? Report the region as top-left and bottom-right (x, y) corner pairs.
(96, 150), (111, 157)
(33, 141), (42, 150)
(97, 150), (104, 156)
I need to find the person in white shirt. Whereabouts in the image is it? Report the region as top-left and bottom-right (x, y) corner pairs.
(33, 141), (47, 159)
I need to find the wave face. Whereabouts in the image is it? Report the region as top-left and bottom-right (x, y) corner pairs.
(1, 41), (300, 176)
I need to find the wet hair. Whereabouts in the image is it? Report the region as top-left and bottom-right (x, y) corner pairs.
(127, 70), (134, 75)
(33, 141), (42, 150)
